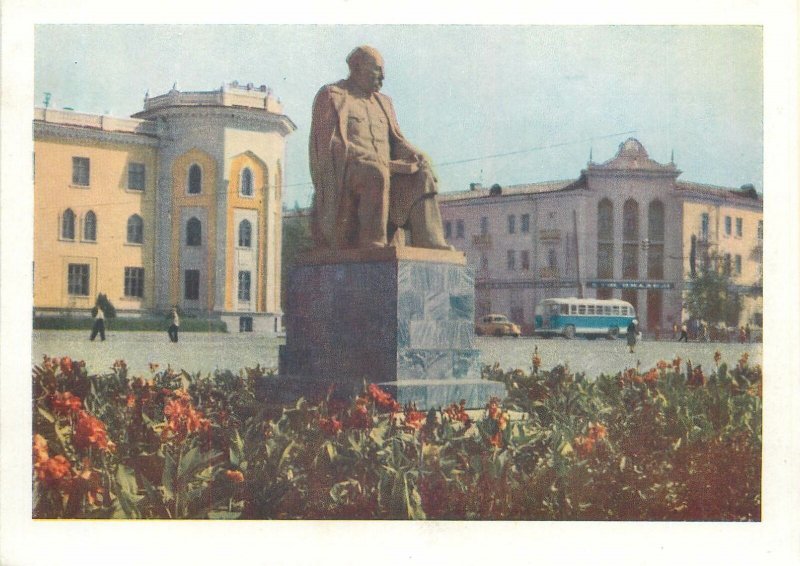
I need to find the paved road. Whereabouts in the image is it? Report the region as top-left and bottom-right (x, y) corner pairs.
(32, 330), (761, 378)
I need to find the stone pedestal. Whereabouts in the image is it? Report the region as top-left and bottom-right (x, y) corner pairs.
(278, 247), (505, 408)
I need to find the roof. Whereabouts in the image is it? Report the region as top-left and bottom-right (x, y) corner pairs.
(588, 138), (679, 174)
(438, 179), (577, 202)
(676, 180), (762, 204)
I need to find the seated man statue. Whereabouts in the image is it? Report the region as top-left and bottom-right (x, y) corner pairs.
(309, 45), (453, 250)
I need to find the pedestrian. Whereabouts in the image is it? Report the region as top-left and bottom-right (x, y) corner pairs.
(672, 323), (679, 340)
(745, 323), (752, 343)
(738, 326), (747, 344)
(89, 304), (106, 341)
(627, 319), (638, 353)
(168, 307), (180, 343)
(679, 322), (689, 343)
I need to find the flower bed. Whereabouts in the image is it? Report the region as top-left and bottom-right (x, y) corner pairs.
(32, 352), (761, 520)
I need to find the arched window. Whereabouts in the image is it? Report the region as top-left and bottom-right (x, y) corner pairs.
(647, 200), (665, 279)
(622, 199), (639, 279)
(127, 214), (143, 244)
(83, 210), (97, 242)
(188, 164), (202, 194)
(238, 219), (252, 247)
(62, 209), (76, 240)
(240, 167), (253, 196)
(186, 217), (202, 246)
(597, 199), (614, 279)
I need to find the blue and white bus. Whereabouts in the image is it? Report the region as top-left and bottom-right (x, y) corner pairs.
(534, 298), (636, 339)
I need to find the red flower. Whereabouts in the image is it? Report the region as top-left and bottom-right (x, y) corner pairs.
(489, 431), (504, 448)
(50, 391), (83, 414)
(672, 357), (682, 374)
(574, 435), (596, 458)
(643, 369), (659, 384)
(347, 398), (373, 430)
(444, 400), (471, 427)
(318, 416), (343, 435)
(688, 366), (706, 387)
(403, 409), (426, 430)
(73, 411), (109, 451)
(162, 395), (211, 442)
(225, 470), (245, 483)
(59, 357), (74, 377)
(367, 383), (401, 413)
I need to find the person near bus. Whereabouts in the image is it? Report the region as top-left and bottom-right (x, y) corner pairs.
(89, 305), (106, 342)
(627, 319), (638, 353)
(678, 322), (689, 342)
(168, 307), (180, 343)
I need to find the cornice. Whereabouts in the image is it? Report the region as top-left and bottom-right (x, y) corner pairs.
(133, 105), (297, 137)
(34, 121), (160, 147)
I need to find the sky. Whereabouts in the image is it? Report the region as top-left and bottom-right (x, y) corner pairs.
(34, 25), (763, 208)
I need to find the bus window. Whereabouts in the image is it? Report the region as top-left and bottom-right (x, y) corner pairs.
(561, 305), (569, 314)
(603, 305), (611, 315)
(578, 305), (586, 315)
(612, 306), (620, 315)
(549, 304), (560, 316)
(587, 305), (595, 315)
(570, 304), (577, 315)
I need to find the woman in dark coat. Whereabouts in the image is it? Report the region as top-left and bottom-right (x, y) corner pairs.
(627, 319), (638, 353)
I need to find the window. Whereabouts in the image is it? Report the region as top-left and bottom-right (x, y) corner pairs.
(757, 220), (763, 241)
(67, 263), (89, 296)
(647, 245), (664, 279)
(548, 248), (558, 270)
(480, 217), (489, 235)
(648, 200), (665, 242)
(188, 164), (202, 194)
(597, 243), (613, 279)
(521, 214), (530, 233)
(578, 305), (586, 315)
(723, 254), (732, 275)
(124, 267), (145, 298)
(239, 316), (253, 332)
(597, 199), (614, 278)
(725, 216), (732, 236)
(83, 211), (97, 242)
(72, 157), (90, 186)
(238, 270), (251, 301)
(736, 217), (743, 238)
(701, 213), (710, 240)
(186, 217), (202, 246)
(520, 250), (530, 271)
(508, 215), (516, 234)
(184, 269), (200, 300)
(623, 199), (639, 241)
(507, 250), (515, 271)
(238, 219), (252, 247)
(456, 220), (465, 239)
(587, 305), (595, 315)
(128, 163), (145, 191)
(61, 209), (76, 240)
(622, 244), (638, 278)
(444, 221), (452, 239)
(240, 167), (253, 196)
(127, 215), (143, 244)
(735, 254), (742, 275)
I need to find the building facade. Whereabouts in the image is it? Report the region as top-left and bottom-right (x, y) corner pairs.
(33, 82), (296, 333)
(439, 139), (763, 334)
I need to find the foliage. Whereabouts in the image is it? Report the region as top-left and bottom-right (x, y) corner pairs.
(32, 351), (761, 520)
(281, 210), (313, 311)
(684, 256), (742, 326)
(34, 317), (227, 333)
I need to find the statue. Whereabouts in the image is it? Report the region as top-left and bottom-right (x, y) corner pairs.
(309, 46), (453, 251)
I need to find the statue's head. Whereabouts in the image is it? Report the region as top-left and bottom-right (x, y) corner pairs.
(346, 46), (385, 94)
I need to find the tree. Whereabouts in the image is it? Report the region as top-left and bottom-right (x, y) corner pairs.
(684, 255), (741, 326)
(281, 210), (313, 310)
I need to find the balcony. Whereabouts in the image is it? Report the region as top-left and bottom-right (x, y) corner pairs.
(472, 234), (492, 248)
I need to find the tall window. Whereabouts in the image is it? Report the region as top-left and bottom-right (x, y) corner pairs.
(507, 250), (516, 271)
(186, 217), (202, 246)
(548, 248), (558, 272)
(647, 200), (665, 279)
(735, 254), (742, 276)
(480, 217), (489, 235)
(83, 210), (97, 242)
(520, 214), (530, 233)
(520, 250), (530, 271)
(444, 221), (452, 239)
(184, 269), (200, 300)
(67, 263), (89, 295)
(724, 215), (732, 236)
(701, 213), (710, 240)
(61, 209), (76, 240)
(238, 219), (252, 247)
(188, 164), (202, 194)
(736, 217), (743, 237)
(456, 220), (465, 239)
(240, 167), (253, 196)
(597, 199), (614, 279)
(508, 215), (516, 234)
(723, 254), (732, 275)
(623, 199), (639, 279)
(124, 267), (145, 298)
(128, 163), (145, 191)
(238, 270), (252, 301)
(127, 214), (143, 244)
(72, 157), (90, 186)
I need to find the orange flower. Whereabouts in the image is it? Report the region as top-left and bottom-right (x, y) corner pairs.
(574, 435), (596, 458)
(486, 397), (502, 420)
(444, 400), (471, 426)
(346, 397), (373, 430)
(73, 411), (109, 450)
(672, 356), (682, 374)
(738, 352), (750, 370)
(643, 369), (659, 384)
(656, 360), (669, 371)
(59, 357), (74, 377)
(126, 394), (136, 408)
(688, 366), (706, 387)
(318, 416), (343, 435)
(403, 409), (426, 430)
(489, 431), (504, 448)
(50, 391), (83, 414)
(33, 434), (49, 465)
(367, 383), (401, 413)
(35, 454), (72, 487)
(225, 470), (245, 483)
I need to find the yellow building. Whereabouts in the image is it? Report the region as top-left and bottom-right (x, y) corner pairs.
(33, 83), (296, 334)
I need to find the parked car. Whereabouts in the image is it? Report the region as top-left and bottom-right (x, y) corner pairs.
(476, 314), (521, 337)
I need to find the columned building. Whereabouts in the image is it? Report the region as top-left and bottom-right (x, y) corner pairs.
(439, 139), (762, 333)
(33, 82), (296, 334)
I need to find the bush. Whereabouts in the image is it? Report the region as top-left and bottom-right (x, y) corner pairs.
(31, 351), (761, 520)
(34, 317), (227, 333)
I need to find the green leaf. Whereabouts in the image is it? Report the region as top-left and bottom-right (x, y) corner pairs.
(229, 429), (245, 468)
(162, 450), (177, 502)
(207, 510), (242, 520)
(37, 406), (55, 423)
(115, 464), (138, 495)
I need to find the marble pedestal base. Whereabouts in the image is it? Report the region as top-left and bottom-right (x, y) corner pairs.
(278, 247), (505, 409)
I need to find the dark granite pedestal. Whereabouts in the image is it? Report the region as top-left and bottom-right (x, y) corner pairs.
(277, 247), (506, 409)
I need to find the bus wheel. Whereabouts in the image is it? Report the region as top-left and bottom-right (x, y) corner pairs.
(607, 327), (619, 340)
(564, 325), (576, 339)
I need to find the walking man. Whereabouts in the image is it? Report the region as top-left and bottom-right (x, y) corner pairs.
(627, 319), (638, 353)
(89, 304), (106, 341)
(678, 322), (689, 343)
(168, 307), (180, 343)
